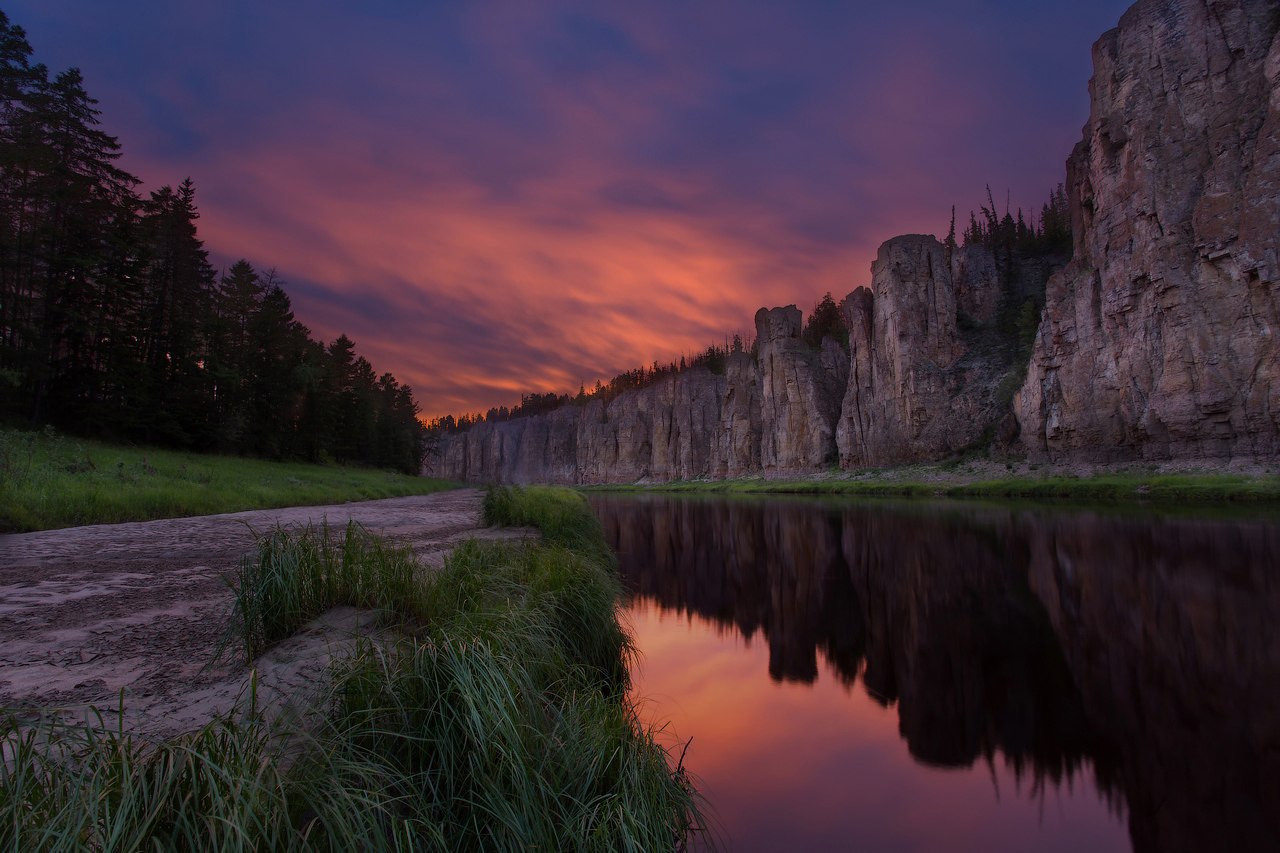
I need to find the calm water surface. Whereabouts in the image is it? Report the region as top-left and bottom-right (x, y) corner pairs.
(589, 495), (1280, 853)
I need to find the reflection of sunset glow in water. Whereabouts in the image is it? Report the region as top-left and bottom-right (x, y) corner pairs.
(600, 494), (1280, 852)
(625, 600), (1128, 852)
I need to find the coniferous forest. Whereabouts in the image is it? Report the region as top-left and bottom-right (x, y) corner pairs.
(0, 12), (425, 473)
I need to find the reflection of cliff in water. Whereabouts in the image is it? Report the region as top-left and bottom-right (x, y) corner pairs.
(591, 495), (1280, 853)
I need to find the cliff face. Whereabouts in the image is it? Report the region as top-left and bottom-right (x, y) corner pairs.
(836, 236), (1012, 467)
(1016, 0), (1280, 460)
(756, 305), (847, 471)
(433, 236), (1021, 483)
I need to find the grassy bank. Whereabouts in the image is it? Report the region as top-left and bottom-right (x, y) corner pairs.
(583, 472), (1280, 504)
(1, 487), (707, 851)
(0, 427), (456, 532)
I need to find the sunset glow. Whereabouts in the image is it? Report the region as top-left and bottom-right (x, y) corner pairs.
(11, 0), (1131, 419)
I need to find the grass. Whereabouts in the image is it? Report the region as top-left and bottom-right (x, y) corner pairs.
(1, 708), (395, 852)
(483, 483), (616, 558)
(229, 522), (420, 659)
(0, 426), (457, 532)
(3, 486), (708, 851)
(581, 472), (1280, 504)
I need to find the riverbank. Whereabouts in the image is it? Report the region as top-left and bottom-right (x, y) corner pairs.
(1, 487), (705, 850)
(0, 427), (458, 532)
(580, 458), (1280, 504)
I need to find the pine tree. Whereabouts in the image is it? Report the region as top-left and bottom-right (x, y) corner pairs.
(137, 179), (215, 444)
(245, 282), (310, 457)
(23, 67), (140, 423)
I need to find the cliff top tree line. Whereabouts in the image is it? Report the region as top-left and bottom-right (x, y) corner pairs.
(0, 11), (426, 473)
(432, 187), (1071, 436)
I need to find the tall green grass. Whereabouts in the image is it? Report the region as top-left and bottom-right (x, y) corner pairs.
(0, 709), (399, 852)
(230, 522), (419, 659)
(4, 485), (708, 850)
(0, 426), (456, 532)
(483, 484), (615, 557)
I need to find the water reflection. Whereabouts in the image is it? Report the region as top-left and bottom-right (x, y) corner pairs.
(592, 495), (1280, 853)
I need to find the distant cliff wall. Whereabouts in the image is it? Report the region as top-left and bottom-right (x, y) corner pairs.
(432, 308), (846, 483)
(1015, 0), (1280, 460)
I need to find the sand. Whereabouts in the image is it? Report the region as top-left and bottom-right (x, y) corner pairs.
(0, 488), (524, 738)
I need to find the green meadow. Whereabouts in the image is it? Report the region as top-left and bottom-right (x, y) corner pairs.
(0, 427), (456, 532)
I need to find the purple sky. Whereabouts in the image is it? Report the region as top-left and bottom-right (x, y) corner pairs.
(11, 1), (1133, 418)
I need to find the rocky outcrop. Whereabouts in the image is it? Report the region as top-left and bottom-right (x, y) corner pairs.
(951, 243), (1002, 325)
(836, 236), (1013, 466)
(435, 366), (749, 484)
(431, 232), (1040, 483)
(1016, 0), (1280, 460)
(755, 306), (847, 471)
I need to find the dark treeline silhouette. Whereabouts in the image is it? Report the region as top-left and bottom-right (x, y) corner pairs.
(954, 183), (1071, 257)
(0, 12), (425, 472)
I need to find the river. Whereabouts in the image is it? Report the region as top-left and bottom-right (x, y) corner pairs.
(588, 494), (1280, 852)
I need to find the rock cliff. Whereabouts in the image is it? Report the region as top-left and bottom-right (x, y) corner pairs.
(431, 238), (1026, 483)
(430, 0), (1280, 483)
(835, 235), (1014, 467)
(756, 305), (847, 471)
(1016, 0), (1280, 460)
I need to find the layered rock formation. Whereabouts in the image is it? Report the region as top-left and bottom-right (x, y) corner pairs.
(431, 0), (1280, 482)
(756, 305), (848, 471)
(432, 236), (1032, 483)
(1016, 0), (1280, 460)
(836, 236), (1013, 467)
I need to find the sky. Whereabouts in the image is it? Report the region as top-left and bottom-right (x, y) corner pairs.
(10, 1), (1133, 420)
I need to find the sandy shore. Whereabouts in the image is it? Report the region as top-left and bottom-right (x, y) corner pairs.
(0, 488), (522, 738)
